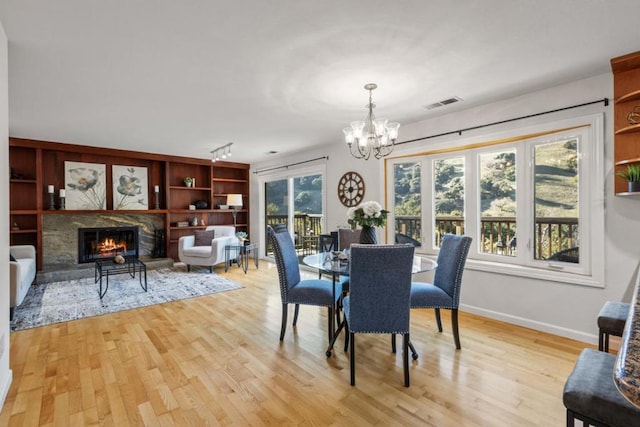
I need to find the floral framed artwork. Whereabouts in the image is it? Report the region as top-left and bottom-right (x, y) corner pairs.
(64, 161), (107, 210)
(112, 165), (148, 210)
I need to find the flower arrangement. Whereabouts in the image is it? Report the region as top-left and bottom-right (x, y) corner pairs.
(236, 231), (248, 241)
(347, 201), (389, 230)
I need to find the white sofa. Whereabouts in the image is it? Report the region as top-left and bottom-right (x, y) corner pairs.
(178, 225), (240, 272)
(10, 245), (36, 320)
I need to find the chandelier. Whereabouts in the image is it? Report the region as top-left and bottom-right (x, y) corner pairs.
(343, 83), (400, 160)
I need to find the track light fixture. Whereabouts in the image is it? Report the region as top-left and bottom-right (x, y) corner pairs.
(211, 142), (234, 163)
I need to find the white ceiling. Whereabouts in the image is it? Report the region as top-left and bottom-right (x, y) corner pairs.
(1, 1), (640, 164)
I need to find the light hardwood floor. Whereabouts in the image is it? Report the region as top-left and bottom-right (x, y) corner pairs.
(1, 261), (591, 426)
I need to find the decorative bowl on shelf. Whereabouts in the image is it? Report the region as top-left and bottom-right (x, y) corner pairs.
(219, 204), (229, 209)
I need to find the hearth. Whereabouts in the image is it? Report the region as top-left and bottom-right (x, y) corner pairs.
(78, 226), (139, 263)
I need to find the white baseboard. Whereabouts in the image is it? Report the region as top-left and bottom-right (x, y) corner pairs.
(461, 304), (597, 345)
(0, 369), (13, 412)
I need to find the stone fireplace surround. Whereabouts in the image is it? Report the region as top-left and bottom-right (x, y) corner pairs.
(42, 213), (165, 271)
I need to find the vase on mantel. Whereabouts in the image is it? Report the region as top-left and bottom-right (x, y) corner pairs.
(359, 226), (377, 244)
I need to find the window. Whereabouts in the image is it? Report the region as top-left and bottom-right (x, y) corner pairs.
(386, 115), (604, 285)
(393, 162), (421, 244)
(433, 157), (465, 248)
(479, 149), (516, 256)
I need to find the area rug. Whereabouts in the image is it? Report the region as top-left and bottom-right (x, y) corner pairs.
(10, 267), (243, 331)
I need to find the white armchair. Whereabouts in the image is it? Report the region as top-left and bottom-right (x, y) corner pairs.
(10, 245), (36, 320)
(178, 225), (240, 272)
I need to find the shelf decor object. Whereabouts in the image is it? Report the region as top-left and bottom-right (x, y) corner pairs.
(48, 185), (55, 210)
(59, 189), (66, 210)
(342, 83), (400, 160)
(227, 193), (243, 228)
(154, 185), (160, 209)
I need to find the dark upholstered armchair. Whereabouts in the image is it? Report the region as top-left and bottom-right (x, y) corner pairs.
(268, 225), (342, 343)
(343, 244), (415, 387)
(410, 234), (472, 354)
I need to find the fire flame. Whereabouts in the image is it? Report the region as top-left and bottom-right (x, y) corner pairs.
(97, 237), (127, 254)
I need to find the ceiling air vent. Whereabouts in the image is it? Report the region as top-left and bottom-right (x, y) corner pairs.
(425, 96), (463, 110)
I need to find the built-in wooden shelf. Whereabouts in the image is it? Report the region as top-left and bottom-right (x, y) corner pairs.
(10, 209), (38, 214)
(212, 178), (248, 183)
(10, 229), (37, 234)
(616, 89), (640, 104)
(615, 123), (640, 135)
(168, 186), (211, 191)
(9, 137), (250, 268)
(40, 209), (169, 215)
(615, 158), (640, 166)
(10, 179), (37, 184)
(612, 51), (640, 196)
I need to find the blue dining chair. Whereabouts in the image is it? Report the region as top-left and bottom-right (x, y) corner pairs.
(410, 234), (472, 357)
(268, 225), (343, 343)
(343, 244), (415, 387)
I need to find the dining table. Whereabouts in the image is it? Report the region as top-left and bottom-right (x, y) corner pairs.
(303, 251), (438, 357)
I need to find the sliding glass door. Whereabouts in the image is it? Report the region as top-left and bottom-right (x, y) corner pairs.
(263, 169), (325, 258)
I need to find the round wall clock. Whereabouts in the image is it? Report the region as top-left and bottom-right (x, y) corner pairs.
(338, 171), (365, 207)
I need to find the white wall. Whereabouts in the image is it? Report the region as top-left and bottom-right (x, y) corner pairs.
(251, 72), (640, 343)
(0, 20), (13, 409)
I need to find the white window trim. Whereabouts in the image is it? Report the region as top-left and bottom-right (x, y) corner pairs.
(386, 113), (605, 288)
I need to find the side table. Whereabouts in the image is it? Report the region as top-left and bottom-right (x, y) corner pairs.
(224, 243), (259, 274)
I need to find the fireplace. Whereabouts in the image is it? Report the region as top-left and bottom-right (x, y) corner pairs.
(78, 226), (139, 263)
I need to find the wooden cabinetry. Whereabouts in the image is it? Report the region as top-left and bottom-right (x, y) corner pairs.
(9, 145), (40, 255)
(165, 160), (249, 260)
(9, 138), (250, 268)
(611, 50), (640, 196)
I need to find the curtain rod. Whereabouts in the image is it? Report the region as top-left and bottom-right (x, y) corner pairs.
(396, 97), (609, 146)
(253, 156), (329, 174)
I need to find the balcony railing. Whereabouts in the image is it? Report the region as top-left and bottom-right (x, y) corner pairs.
(395, 215), (579, 260)
(265, 214), (323, 255)
(264, 214), (578, 262)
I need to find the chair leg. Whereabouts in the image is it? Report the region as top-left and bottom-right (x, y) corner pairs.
(280, 304), (288, 341)
(403, 333), (410, 387)
(452, 309), (461, 349)
(604, 333), (610, 353)
(328, 306), (334, 343)
(187, 264), (191, 272)
(435, 308), (443, 332)
(344, 321), (350, 352)
(598, 329), (605, 351)
(293, 304), (300, 325)
(9, 307), (15, 321)
(350, 332), (356, 386)
(408, 340), (418, 360)
(391, 334), (397, 353)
